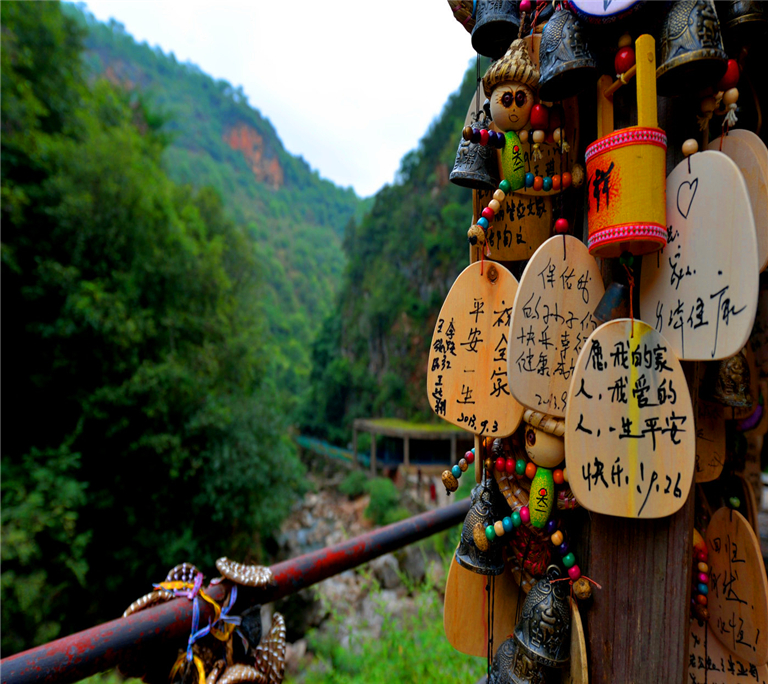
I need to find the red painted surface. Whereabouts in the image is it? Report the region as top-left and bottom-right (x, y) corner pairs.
(1, 499), (469, 684)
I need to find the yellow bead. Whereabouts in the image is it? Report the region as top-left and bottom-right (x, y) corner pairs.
(618, 32), (632, 48)
(493, 189), (506, 203)
(723, 87), (739, 106)
(459, 458), (468, 472)
(562, 467), (569, 483)
(488, 199), (501, 213)
(532, 130), (546, 144)
(553, 127), (562, 144)
(551, 530), (564, 546)
(682, 139), (699, 157)
(698, 562), (709, 573)
(519, 129), (529, 143)
(494, 520), (505, 537)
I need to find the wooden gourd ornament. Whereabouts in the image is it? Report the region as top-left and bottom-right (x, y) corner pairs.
(705, 507), (768, 666)
(639, 149), (759, 361)
(564, 319), (695, 518)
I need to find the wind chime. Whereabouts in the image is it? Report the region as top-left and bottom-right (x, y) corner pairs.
(440, 1), (768, 681)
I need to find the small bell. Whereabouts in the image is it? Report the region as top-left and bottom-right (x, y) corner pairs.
(704, 349), (754, 408)
(450, 110), (500, 190)
(455, 479), (508, 576)
(656, 0), (728, 96)
(538, 9), (598, 102)
(489, 566), (571, 683)
(593, 282), (631, 325)
(471, 1), (520, 60)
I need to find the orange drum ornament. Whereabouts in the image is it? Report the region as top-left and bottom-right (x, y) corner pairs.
(586, 35), (667, 257)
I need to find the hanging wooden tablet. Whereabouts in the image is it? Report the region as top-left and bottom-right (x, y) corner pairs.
(507, 235), (604, 417)
(708, 130), (768, 273)
(695, 398), (726, 483)
(443, 551), (521, 658)
(688, 617), (768, 684)
(564, 319), (695, 518)
(706, 507), (768, 666)
(476, 34), (580, 262)
(639, 150), (759, 361)
(427, 261), (524, 438)
(561, 598), (589, 684)
(750, 288), (768, 381)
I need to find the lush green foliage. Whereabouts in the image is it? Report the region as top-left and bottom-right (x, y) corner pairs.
(61, 3), (363, 407)
(338, 470), (369, 499)
(299, 61), (487, 445)
(1, 1), (307, 653)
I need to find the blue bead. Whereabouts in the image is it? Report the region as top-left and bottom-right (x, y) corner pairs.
(451, 465), (461, 478)
(502, 517), (513, 533)
(545, 519), (558, 535)
(525, 172), (535, 188)
(477, 217), (489, 229)
(471, 448), (475, 455)
(559, 541), (570, 556)
(471, 129), (481, 144)
(542, 176), (553, 191)
(698, 583), (709, 595)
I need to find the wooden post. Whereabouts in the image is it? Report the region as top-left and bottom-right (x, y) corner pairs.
(370, 432), (377, 476)
(403, 435), (410, 467)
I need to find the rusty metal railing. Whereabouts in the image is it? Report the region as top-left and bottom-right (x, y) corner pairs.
(0, 498), (470, 684)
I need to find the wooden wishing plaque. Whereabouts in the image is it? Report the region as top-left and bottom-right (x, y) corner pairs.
(507, 235), (604, 417)
(443, 553), (521, 658)
(561, 598), (589, 684)
(708, 130), (768, 273)
(689, 616), (768, 684)
(639, 150), (759, 361)
(564, 319), (695, 518)
(427, 261), (524, 438)
(706, 507), (768, 666)
(751, 289), (768, 381)
(696, 398), (726, 483)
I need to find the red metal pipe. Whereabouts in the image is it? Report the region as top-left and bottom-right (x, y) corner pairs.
(1, 498), (469, 684)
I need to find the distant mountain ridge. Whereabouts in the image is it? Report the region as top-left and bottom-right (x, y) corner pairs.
(67, 4), (365, 402)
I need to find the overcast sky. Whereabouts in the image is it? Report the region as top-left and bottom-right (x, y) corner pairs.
(81, 1), (476, 197)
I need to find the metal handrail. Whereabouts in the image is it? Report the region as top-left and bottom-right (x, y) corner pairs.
(1, 498), (470, 684)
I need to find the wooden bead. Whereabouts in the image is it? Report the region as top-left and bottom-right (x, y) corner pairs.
(553, 127), (562, 144)
(459, 458), (468, 472)
(519, 506), (530, 524)
(493, 189), (506, 203)
(553, 469), (564, 484)
(551, 175), (561, 191)
(473, 522), (490, 551)
(532, 129), (546, 144)
(697, 562), (709, 573)
(494, 520), (505, 537)
(562, 467), (569, 482)
(568, 565), (582, 581)
(481, 207), (495, 221)
(479, 129), (490, 146)
(462, 126), (473, 141)
(465, 449), (475, 464)
(467, 224), (485, 245)
(488, 199), (501, 213)
(442, 470), (459, 492)
(519, 129), (529, 143)
(573, 577), (592, 601)
(723, 88), (739, 106)
(717, 59), (740, 92)
(614, 46), (635, 75)
(525, 462), (537, 479)
(571, 164), (585, 187)
(530, 105), (549, 130)
(700, 96), (717, 113)
(696, 593), (708, 605)
(682, 139), (698, 157)
(618, 32), (633, 48)
(554, 218), (569, 234)
(551, 530), (564, 546)
(533, 176), (544, 191)
(693, 604), (709, 622)
(561, 172), (572, 189)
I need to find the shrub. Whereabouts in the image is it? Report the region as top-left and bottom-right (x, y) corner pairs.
(364, 478), (400, 526)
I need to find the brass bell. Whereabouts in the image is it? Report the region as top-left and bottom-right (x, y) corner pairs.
(656, 0), (728, 96)
(704, 349), (754, 408)
(471, 1), (520, 60)
(593, 282), (631, 325)
(450, 110), (500, 191)
(538, 9), (598, 102)
(455, 479), (508, 576)
(720, 1), (768, 49)
(489, 566), (571, 683)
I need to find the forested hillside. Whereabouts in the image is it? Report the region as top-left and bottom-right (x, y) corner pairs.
(300, 63), (485, 445)
(67, 4), (364, 403)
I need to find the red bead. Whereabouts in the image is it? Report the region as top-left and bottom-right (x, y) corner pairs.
(530, 104), (549, 130)
(496, 456), (506, 471)
(696, 594), (708, 606)
(555, 218), (569, 234)
(698, 572), (709, 583)
(533, 176), (544, 191)
(525, 462), (537, 479)
(561, 172), (572, 189)
(465, 450), (475, 464)
(479, 129), (489, 146)
(520, 0), (532, 12)
(551, 175), (561, 191)
(520, 506), (530, 524)
(718, 59), (740, 91)
(614, 46), (636, 75)
(553, 469), (565, 485)
(482, 207), (495, 221)
(697, 550), (708, 562)
(568, 565), (582, 581)
(506, 458), (515, 474)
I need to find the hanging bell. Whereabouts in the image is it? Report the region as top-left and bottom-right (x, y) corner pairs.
(703, 349), (754, 408)
(455, 479), (508, 576)
(450, 111), (500, 191)
(538, 9), (598, 102)
(656, 0), (728, 97)
(489, 566), (571, 683)
(593, 282), (631, 325)
(472, 1), (520, 60)
(720, 1), (768, 49)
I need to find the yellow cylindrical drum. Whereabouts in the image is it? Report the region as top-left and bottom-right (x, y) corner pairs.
(586, 126), (667, 257)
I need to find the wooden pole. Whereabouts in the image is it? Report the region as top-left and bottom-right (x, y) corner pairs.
(404, 435), (410, 468)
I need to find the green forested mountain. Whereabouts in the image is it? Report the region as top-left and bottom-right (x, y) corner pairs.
(300, 63), (483, 445)
(67, 4), (364, 402)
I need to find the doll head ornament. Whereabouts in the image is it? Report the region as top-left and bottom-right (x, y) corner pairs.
(483, 39), (540, 132)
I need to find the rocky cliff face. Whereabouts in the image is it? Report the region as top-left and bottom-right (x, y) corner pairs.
(223, 123), (284, 190)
